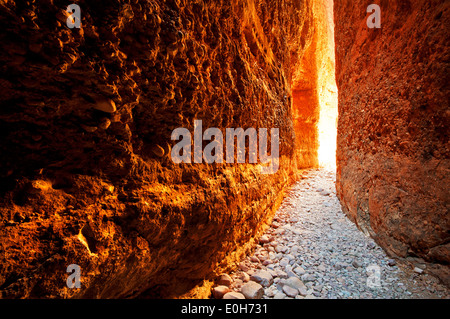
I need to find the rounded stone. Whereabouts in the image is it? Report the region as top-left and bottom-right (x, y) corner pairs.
(93, 97), (116, 113)
(217, 273), (233, 286)
(241, 281), (264, 299)
(250, 270), (274, 287)
(223, 292), (245, 300)
(212, 285), (230, 299)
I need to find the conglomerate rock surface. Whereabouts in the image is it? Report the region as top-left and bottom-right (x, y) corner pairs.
(334, 0), (449, 285)
(0, 0), (329, 298)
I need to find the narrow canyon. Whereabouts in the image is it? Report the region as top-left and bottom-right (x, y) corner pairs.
(0, 0), (448, 298)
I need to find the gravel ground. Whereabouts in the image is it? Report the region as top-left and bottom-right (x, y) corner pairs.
(215, 168), (449, 300)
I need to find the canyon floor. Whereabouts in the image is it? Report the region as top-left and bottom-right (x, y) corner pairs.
(215, 168), (449, 299)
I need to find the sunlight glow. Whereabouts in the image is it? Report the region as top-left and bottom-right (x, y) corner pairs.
(318, 85), (338, 169)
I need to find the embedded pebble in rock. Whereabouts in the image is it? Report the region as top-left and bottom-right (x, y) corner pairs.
(152, 145), (165, 157)
(220, 169), (449, 299)
(279, 258), (289, 267)
(93, 97), (116, 113)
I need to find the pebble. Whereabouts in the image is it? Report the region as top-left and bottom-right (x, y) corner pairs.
(239, 262), (250, 272)
(212, 286), (230, 299)
(81, 124), (97, 133)
(301, 274), (316, 283)
(275, 269), (288, 278)
(352, 259), (362, 268)
(218, 273), (233, 287)
(152, 145), (165, 157)
(99, 118), (111, 130)
(240, 272), (250, 282)
(259, 235), (271, 244)
(275, 245), (288, 253)
(223, 292), (245, 299)
(250, 256), (260, 263)
(250, 270), (273, 287)
(414, 267), (424, 274)
(388, 259), (397, 267)
(298, 285), (308, 296)
(285, 267), (296, 278)
(273, 292), (286, 299)
(318, 264), (326, 272)
(263, 259), (273, 266)
(241, 281), (264, 299)
(285, 277), (306, 289)
(294, 266), (306, 276)
(279, 258), (289, 267)
(93, 97), (116, 113)
(282, 285), (298, 298)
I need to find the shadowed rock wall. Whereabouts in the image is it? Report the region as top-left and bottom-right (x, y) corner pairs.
(335, 0), (449, 284)
(0, 0), (325, 298)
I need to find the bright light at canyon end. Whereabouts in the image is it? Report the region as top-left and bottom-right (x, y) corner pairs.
(317, 0), (338, 169)
(318, 84), (338, 169)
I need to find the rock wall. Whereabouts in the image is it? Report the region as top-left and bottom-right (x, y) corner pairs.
(335, 0), (450, 284)
(0, 0), (324, 298)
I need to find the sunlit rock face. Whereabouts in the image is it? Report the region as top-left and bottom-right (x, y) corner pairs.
(0, 0), (330, 298)
(335, 1), (450, 284)
(291, 0), (337, 170)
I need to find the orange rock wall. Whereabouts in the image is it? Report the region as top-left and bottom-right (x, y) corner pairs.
(0, 0), (326, 298)
(335, 0), (450, 283)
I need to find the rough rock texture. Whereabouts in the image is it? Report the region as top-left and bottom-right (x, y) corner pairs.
(0, 0), (328, 298)
(291, 0), (337, 169)
(335, 0), (450, 284)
